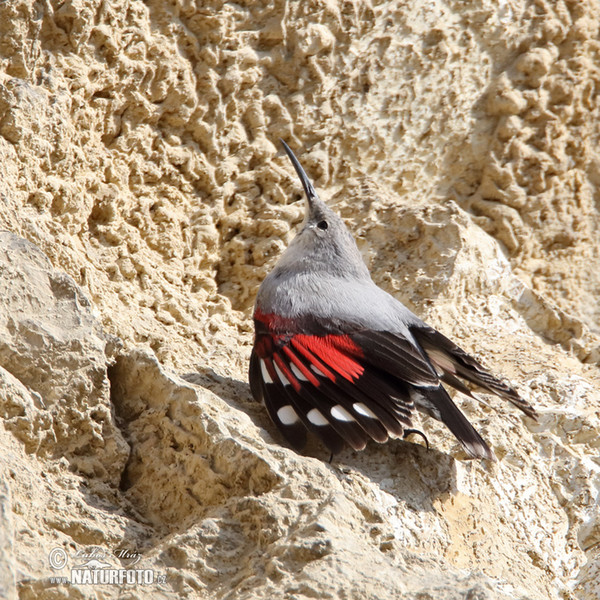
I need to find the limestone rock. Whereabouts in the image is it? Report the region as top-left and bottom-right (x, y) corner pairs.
(0, 0), (599, 599)
(0, 232), (129, 487)
(0, 473), (17, 600)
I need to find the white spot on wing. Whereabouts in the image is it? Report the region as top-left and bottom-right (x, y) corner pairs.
(307, 408), (328, 426)
(331, 405), (355, 422)
(260, 360), (273, 384)
(273, 362), (290, 386)
(353, 403), (378, 419)
(277, 405), (299, 425)
(291, 363), (308, 382)
(310, 364), (325, 377)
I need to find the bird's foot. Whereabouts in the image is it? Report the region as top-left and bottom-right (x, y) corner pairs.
(403, 428), (430, 450)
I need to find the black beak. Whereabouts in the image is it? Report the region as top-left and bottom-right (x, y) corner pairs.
(280, 139), (320, 207)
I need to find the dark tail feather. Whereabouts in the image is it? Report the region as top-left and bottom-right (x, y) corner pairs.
(416, 385), (494, 460)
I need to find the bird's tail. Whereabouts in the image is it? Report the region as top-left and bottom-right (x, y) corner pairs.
(411, 384), (494, 460)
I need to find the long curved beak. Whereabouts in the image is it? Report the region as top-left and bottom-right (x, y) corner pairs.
(280, 139), (320, 207)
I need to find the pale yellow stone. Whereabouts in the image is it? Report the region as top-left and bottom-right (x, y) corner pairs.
(0, 1), (599, 599)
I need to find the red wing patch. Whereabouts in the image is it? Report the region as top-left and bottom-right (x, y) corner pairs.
(292, 334), (365, 382)
(249, 323), (411, 453)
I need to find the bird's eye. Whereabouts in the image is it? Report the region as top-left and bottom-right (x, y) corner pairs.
(317, 220), (328, 230)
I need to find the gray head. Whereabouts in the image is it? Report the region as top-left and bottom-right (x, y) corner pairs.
(272, 141), (371, 281)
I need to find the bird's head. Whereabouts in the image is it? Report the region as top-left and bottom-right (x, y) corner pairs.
(274, 140), (370, 281)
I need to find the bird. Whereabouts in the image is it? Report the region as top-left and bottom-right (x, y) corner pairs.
(249, 140), (537, 460)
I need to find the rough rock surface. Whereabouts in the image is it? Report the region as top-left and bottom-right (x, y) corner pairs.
(0, 0), (599, 599)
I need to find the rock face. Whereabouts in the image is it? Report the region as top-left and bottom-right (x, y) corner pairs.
(0, 1), (599, 599)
